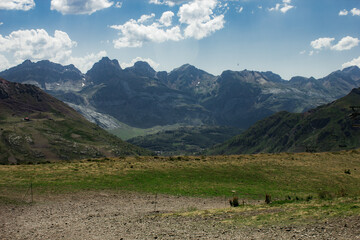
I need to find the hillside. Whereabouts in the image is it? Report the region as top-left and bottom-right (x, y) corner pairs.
(0, 78), (151, 164)
(208, 87), (360, 155)
(127, 125), (242, 155)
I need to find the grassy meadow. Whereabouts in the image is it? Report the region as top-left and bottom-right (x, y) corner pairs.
(165, 197), (360, 227)
(1, 150), (359, 201)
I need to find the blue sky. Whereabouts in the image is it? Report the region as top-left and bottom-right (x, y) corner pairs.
(0, 0), (359, 79)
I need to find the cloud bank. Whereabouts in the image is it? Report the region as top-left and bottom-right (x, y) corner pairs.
(268, 0), (294, 13)
(0, 0), (35, 11)
(0, 29), (106, 72)
(311, 36), (359, 51)
(111, 0), (225, 48)
(50, 0), (113, 15)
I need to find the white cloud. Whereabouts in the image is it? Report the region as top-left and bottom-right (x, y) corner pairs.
(159, 11), (174, 27)
(0, 22), (3, 26)
(339, 8), (360, 16)
(67, 51), (107, 73)
(280, 4), (293, 13)
(331, 36), (359, 51)
(269, 3), (279, 12)
(0, 0), (35, 11)
(310, 36), (359, 52)
(111, 0), (225, 48)
(138, 13), (156, 23)
(268, 0), (294, 13)
(178, 0), (217, 24)
(339, 9), (348, 16)
(115, 2), (122, 8)
(0, 54), (11, 71)
(299, 50), (306, 55)
(0, 28), (106, 73)
(178, 0), (225, 39)
(310, 37), (335, 50)
(0, 29), (76, 63)
(237, 6), (243, 13)
(149, 0), (188, 7)
(308, 50), (314, 56)
(111, 15), (183, 48)
(121, 57), (160, 69)
(342, 56), (360, 69)
(50, 0), (113, 15)
(182, 15), (224, 39)
(351, 8), (360, 16)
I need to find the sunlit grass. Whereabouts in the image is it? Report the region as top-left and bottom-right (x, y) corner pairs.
(162, 198), (360, 227)
(0, 150), (360, 201)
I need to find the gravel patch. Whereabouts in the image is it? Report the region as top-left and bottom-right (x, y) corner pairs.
(1, 192), (359, 239)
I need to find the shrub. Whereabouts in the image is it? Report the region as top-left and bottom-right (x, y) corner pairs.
(318, 191), (333, 200)
(295, 196), (304, 201)
(229, 196), (239, 207)
(265, 194), (271, 204)
(344, 169), (351, 174)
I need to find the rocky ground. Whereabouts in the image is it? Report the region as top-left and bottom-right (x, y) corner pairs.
(1, 191), (359, 240)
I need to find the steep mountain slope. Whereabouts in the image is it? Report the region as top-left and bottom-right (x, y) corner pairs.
(163, 64), (218, 98)
(208, 87), (360, 155)
(86, 57), (123, 85)
(84, 57), (213, 128)
(203, 70), (325, 128)
(0, 78), (152, 164)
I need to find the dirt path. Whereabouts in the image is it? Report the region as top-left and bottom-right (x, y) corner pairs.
(0, 192), (359, 239)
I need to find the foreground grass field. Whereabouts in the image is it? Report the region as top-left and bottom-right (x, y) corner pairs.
(1, 150), (360, 232)
(1, 150), (359, 201)
(165, 197), (360, 228)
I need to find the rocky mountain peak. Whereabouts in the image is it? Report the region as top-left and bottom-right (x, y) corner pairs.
(21, 59), (33, 66)
(86, 57), (122, 84)
(261, 71), (284, 82)
(342, 66), (360, 74)
(94, 57), (122, 70)
(128, 61), (156, 78)
(171, 64), (201, 74)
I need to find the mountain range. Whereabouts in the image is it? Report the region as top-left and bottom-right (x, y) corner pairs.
(1, 58), (360, 133)
(0, 78), (151, 164)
